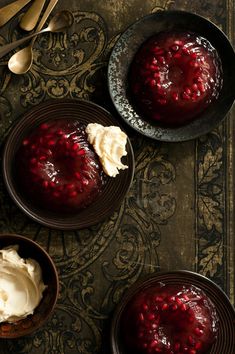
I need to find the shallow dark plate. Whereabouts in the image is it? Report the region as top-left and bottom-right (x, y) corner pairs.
(3, 99), (135, 230)
(111, 270), (235, 354)
(0, 233), (59, 338)
(108, 10), (235, 141)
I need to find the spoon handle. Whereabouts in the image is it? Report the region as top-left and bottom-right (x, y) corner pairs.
(0, 0), (32, 27)
(20, 0), (46, 31)
(0, 27), (48, 59)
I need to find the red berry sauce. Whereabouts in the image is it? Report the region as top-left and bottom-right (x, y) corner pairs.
(16, 120), (105, 213)
(130, 31), (223, 126)
(121, 284), (218, 353)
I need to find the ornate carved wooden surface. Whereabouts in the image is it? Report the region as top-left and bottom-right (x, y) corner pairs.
(0, 0), (234, 353)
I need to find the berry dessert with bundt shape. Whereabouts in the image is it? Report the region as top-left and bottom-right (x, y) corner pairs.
(130, 31), (223, 126)
(121, 283), (218, 353)
(16, 119), (105, 213)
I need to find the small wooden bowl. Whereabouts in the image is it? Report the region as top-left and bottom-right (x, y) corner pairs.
(111, 270), (235, 354)
(0, 233), (59, 338)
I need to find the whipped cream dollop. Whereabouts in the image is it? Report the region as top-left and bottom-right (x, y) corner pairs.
(86, 123), (128, 177)
(0, 246), (46, 323)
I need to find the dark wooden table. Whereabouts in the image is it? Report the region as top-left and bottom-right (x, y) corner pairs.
(0, 0), (234, 353)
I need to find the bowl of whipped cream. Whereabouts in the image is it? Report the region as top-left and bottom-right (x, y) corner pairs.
(0, 233), (59, 338)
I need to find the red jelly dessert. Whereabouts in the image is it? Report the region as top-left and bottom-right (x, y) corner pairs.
(130, 31), (223, 126)
(121, 284), (218, 353)
(16, 119), (105, 213)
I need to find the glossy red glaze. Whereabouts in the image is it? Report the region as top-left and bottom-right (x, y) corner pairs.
(130, 31), (223, 126)
(121, 284), (218, 353)
(16, 120), (105, 212)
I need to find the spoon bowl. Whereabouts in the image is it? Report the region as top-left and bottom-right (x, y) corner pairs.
(8, 10), (74, 74)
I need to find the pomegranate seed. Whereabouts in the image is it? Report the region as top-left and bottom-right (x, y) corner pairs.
(31, 144), (36, 150)
(198, 83), (206, 93)
(189, 60), (198, 68)
(174, 342), (181, 351)
(150, 340), (158, 348)
(78, 149), (85, 156)
(184, 87), (192, 95)
(161, 303), (168, 310)
(143, 343), (147, 348)
(72, 143), (79, 151)
(172, 92), (179, 101)
(57, 129), (64, 135)
(181, 304), (187, 311)
(142, 303), (148, 311)
(152, 58), (158, 65)
(69, 191), (78, 198)
(82, 178), (89, 185)
(189, 351), (196, 354)
(48, 140), (55, 146)
(182, 92), (191, 100)
(192, 83), (198, 91)
(40, 123), (49, 130)
(176, 298), (182, 305)
(155, 296), (163, 303)
(148, 313), (155, 321)
(188, 316), (195, 323)
(151, 323), (157, 329)
(194, 327), (204, 337)
(139, 313), (144, 321)
(183, 346), (189, 352)
(182, 294), (190, 301)
(150, 64), (159, 71)
(196, 76), (203, 83)
(42, 180), (49, 188)
(192, 93), (200, 101)
(169, 296), (176, 302)
(173, 53), (181, 59)
(150, 79), (156, 87)
(50, 181), (55, 188)
(154, 72), (160, 79)
(30, 157), (37, 164)
(22, 139), (29, 146)
(195, 342), (202, 350)
(158, 56), (165, 64)
(172, 304), (178, 311)
(190, 52), (197, 59)
(75, 172), (81, 180)
(39, 155), (46, 161)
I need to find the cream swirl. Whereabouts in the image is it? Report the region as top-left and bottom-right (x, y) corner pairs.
(86, 123), (128, 177)
(0, 246), (46, 323)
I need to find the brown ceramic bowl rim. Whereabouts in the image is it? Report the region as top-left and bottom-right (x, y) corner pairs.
(108, 10), (235, 141)
(110, 270), (235, 354)
(0, 233), (59, 338)
(2, 98), (135, 230)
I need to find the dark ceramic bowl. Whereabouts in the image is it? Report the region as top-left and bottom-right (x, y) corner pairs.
(111, 270), (235, 354)
(108, 10), (235, 141)
(0, 233), (59, 338)
(3, 99), (135, 230)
